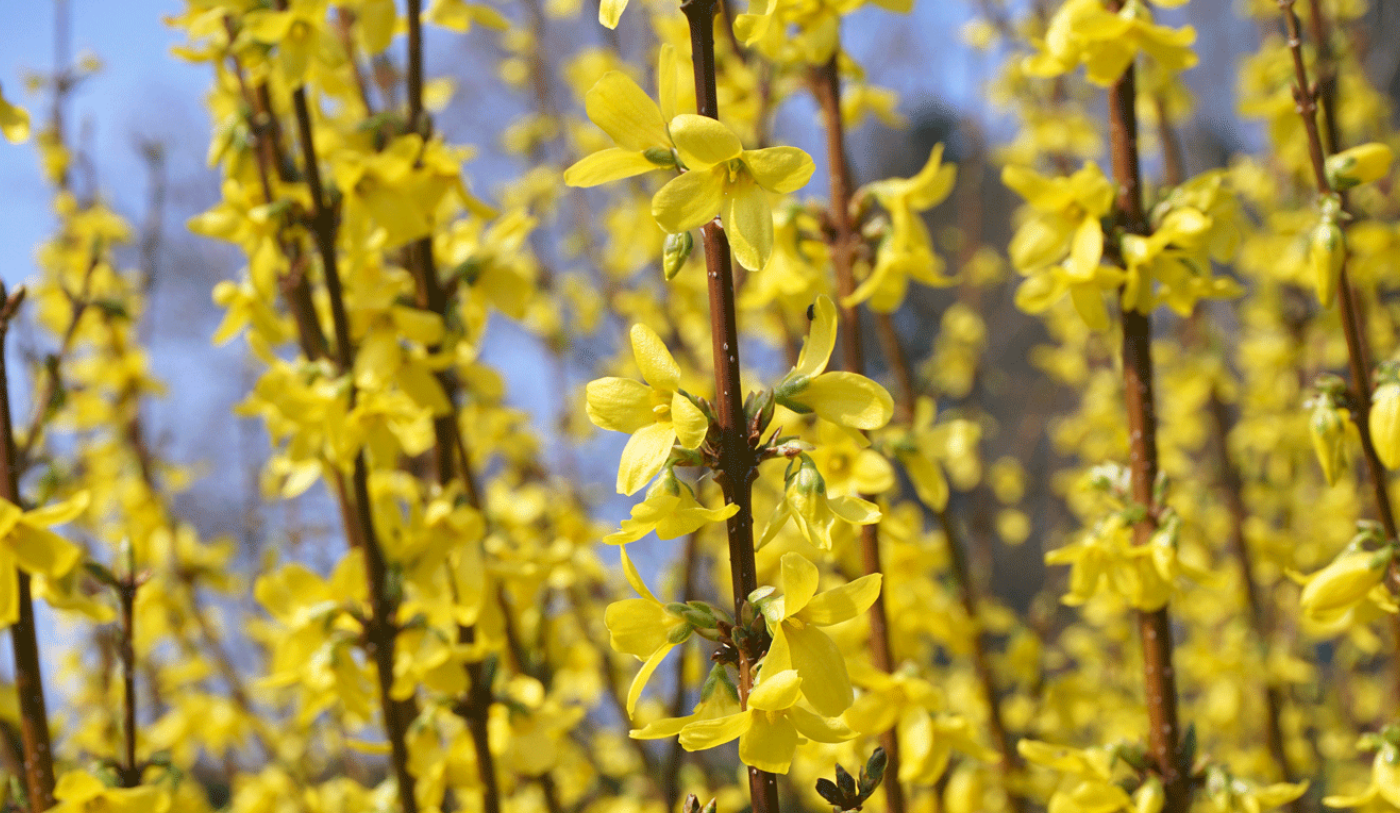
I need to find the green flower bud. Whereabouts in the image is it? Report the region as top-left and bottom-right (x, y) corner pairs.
(1310, 400), (1350, 487)
(663, 231), (693, 280)
(1326, 142), (1394, 190)
(643, 146), (678, 168)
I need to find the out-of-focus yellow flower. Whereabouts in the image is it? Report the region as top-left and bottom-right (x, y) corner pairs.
(1025, 0), (1197, 87)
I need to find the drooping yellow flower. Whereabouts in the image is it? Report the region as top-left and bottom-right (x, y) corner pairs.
(603, 546), (693, 715)
(651, 114), (815, 271)
(758, 552), (882, 717)
(0, 492), (88, 627)
(760, 454), (881, 551)
(603, 469), (739, 544)
(849, 144), (958, 312)
(774, 296), (894, 434)
(677, 669), (854, 774)
(1326, 142), (1394, 190)
(586, 324), (710, 495)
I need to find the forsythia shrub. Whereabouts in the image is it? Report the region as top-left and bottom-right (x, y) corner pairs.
(0, 0), (1396, 812)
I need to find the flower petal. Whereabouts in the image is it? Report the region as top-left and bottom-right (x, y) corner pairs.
(564, 148), (662, 187)
(619, 545), (660, 603)
(790, 705), (855, 743)
(722, 175), (774, 271)
(748, 668), (802, 711)
(778, 552), (820, 618)
(670, 114), (744, 170)
(585, 72), (669, 151)
(653, 169), (724, 234)
(598, 0), (627, 27)
(743, 146), (815, 194)
(586, 377), (655, 434)
(617, 421), (676, 495)
(739, 714), (799, 774)
(800, 371), (895, 430)
(626, 642), (677, 716)
(630, 324), (682, 390)
(793, 295), (837, 379)
(671, 392), (709, 449)
(11, 525), (83, 579)
(800, 573), (882, 626)
(679, 710), (752, 751)
(783, 622), (853, 717)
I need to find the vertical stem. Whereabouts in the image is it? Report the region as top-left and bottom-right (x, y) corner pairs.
(1104, 35), (1188, 812)
(678, 2), (775, 810)
(808, 54), (909, 813)
(0, 288), (57, 811)
(286, 72), (420, 813)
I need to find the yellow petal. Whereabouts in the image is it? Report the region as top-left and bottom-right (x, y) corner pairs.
(800, 573), (882, 626)
(739, 713), (799, 774)
(598, 0), (628, 27)
(21, 492), (89, 528)
(0, 94), (30, 144)
(723, 175), (774, 271)
(10, 525), (83, 579)
(671, 392), (709, 449)
(743, 146), (815, 194)
(605, 598), (677, 657)
(0, 550), (16, 627)
(790, 705), (855, 743)
(793, 295), (838, 379)
(670, 114), (744, 170)
(800, 372), (895, 430)
(653, 169), (724, 234)
(586, 377), (654, 434)
(783, 622), (852, 716)
(630, 324), (681, 391)
(564, 148), (662, 187)
(679, 710), (752, 751)
(626, 642), (677, 716)
(585, 72), (668, 151)
(907, 144), (957, 209)
(619, 545), (661, 603)
(777, 552), (820, 618)
(617, 421), (676, 495)
(748, 669), (802, 710)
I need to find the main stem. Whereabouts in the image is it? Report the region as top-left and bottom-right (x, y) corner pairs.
(1106, 41), (1188, 813)
(809, 54), (909, 813)
(0, 289), (57, 811)
(679, 2), (776, 810)
(287, 75), (419, 813)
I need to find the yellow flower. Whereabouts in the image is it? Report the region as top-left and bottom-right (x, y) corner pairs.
(586, 324), (710, 495)
(631, 663), (741, 739)
(0, 85), (30, 144)
(238, 1), (345, 88)
(848, 144), (958, 312)
(774, 296), (894, 434)
(603, 469), (740, 545)
(603, 546), (693, 715)
(1372, 379), (1400, 470)
(759, 454), (881, 551)
(1025, 0), (1197, 87)
(651, 114), (815, 271)
(50, 771), (171, 813)
(1299, 545), (1393, 624)
(759, 552), (882, 716)
(0, 492), (88, 627)
(677, 669), (854, 774)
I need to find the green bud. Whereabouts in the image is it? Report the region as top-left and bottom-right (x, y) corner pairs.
(643, 147), (677, 168)
(663, 231), (693, 280)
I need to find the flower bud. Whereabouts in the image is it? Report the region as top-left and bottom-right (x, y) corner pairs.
(643, 147), (678, 168)
(1372, 382), (1400, 470)
(1326, 142), (1394, 190)
(1309, 219), (1345, 308)
(1300, 547), (1390, 620)
(1310, 401), (1349, 487)
(663, 231), (693, 280)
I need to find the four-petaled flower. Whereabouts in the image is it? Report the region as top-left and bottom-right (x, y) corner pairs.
(775, 295), (894, 435)
(586, 324), (710, 495)
(604, 468), (739, 545)
(604, 546), (693, 715)
(651, 114), (815, 272)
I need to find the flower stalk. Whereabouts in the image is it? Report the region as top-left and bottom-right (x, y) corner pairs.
(678, 0), (776, 809)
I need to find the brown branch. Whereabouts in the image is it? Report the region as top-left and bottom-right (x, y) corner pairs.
(0, 287), (57, 811)
(807, 54), (909, 813)
(679, 2), (775, 810)
(1103, 17), (1188, 809)
(283, 32), (420, 811)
